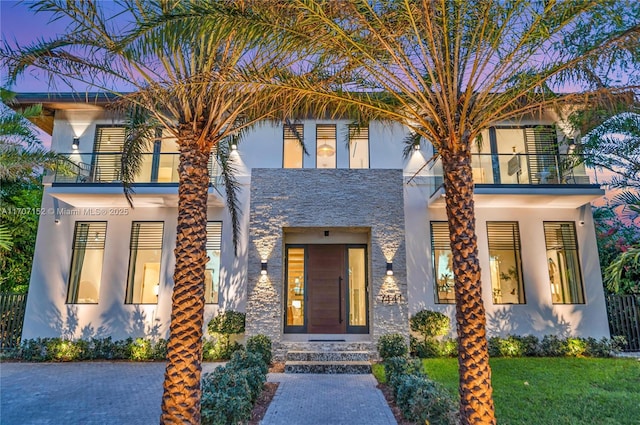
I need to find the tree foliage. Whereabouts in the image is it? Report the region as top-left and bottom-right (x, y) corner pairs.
(593, 204), (640, 295)
(580, 113), (640, 190)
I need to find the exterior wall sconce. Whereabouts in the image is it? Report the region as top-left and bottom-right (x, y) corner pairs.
(386, 262), (393, 276)
(231, 143), (238, 151)
(72, 137), (80, 150)
(261, 260), (268, 275)
(413, 143), (420, 151)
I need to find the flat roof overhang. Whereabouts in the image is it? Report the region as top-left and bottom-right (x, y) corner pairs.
(47, 184), (225, 208)
(428, 184), (605, 209)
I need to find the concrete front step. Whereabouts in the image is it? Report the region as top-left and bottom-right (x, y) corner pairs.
(286, 350), (370, 362)
(275, 341), (376, 361)
(284, 360), (372, 374)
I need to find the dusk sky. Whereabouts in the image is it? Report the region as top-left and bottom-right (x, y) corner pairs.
(1, 1), (72, 92)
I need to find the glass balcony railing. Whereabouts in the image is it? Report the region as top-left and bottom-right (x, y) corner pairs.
(51, 152), (222, 185)
(426, 153), (592, 195)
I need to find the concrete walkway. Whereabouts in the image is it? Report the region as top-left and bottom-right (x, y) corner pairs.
(263, 373), (396, 425)
(0, 362), (396, 425)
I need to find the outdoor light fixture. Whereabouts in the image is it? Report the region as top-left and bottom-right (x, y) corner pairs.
(568, 140), (576, 154)
(386, 262), (394, 276)
(153, 284), (160, 296)
(231, 143), (238, 151)
(54, 219), (60, 224)
(72, 137), (80, 150)
(413, 143), (420, 151)
(261, 260), (268, 275)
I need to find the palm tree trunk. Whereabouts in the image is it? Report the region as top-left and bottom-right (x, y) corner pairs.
(160, 125), (210, 424)
(441, 142), (496, 425)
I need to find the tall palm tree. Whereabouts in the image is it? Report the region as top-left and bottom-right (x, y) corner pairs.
(0, 1), (340, 422)
(204, 1), (639, 423)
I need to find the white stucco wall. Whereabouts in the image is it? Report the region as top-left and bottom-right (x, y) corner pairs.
(21, 107), (610, 341)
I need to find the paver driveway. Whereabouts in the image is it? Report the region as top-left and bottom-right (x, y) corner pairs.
(1, 362), (397, 425)
(0, 362), (221, 425)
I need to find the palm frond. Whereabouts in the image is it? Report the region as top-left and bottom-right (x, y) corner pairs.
(120, 104), (157, 206)
(216, 132), (243, 256)
(0, 224), (13, 251)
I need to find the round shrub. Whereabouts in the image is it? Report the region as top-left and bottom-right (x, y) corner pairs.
(410, 310), (451, 342)
(208, 311), (246, 357)
(383, 356), (423, 396)
(201, 367), (252, 425)
(377, 333), (408, 359)
(227, 349), (268, 376)
(208, 311), (246, 336)
(246, 334), (272, 365)
(396, 373), (458, 425)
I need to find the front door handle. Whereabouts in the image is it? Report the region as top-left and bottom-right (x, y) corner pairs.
(338, 276), (343, 324)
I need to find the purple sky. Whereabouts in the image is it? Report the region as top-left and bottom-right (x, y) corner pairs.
(1, 1), (72, 92)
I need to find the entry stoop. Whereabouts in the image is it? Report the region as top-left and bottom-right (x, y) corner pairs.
(284, 350), (372, 374)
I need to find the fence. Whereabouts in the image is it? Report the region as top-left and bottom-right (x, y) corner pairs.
(0, 293), (27, 350)
(606, 294), (640, 352)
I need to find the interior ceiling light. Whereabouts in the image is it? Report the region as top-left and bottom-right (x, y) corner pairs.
(317, 143), (335, 157)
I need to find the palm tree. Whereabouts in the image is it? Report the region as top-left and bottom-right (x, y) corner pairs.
(0, 87), (59, 256)
(0, 1), (336, 422)
(204, 1), (639, 422)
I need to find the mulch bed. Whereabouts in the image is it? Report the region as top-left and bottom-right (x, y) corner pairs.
(249, 382), (279, 424)
(377, 383), (415, 425)
(247, 362), (285, 424)
(269, 362), (285, 373)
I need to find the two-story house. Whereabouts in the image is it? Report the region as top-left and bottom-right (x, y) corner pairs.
(16, 92), (610, 357)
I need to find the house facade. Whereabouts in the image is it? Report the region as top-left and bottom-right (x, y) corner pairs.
(18, 93), (610, 356)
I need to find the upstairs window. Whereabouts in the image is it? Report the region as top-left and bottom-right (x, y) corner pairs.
(431, 221), (455, 304)
(206, 222), (223, 304)
(67, 221), (107, 304)
(283, 124), (304, 168)
(93, 126), (125, 182)
(487, 222), (526, 304)
(316, 124), (337, 168)
(125, 222), (164, 304)
(544, 222), (585, 304)
(348, 125), (369, 169)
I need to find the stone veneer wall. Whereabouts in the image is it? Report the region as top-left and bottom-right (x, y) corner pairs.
(246, 168), (408, 354)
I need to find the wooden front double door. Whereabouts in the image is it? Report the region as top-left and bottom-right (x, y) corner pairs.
(285, 244), (368, 334)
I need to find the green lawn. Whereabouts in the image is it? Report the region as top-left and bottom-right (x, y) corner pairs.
(374, 357), (640, 425)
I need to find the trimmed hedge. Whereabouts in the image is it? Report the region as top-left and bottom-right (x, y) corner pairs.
(377, 333), (408, 359)
(382, 355), (458, 425)
(201, 335), (272, 425)
(407, 333), (626, 359)
(4, 337), (167, 362)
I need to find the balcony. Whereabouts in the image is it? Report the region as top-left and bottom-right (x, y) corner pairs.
(45, 153), (225, 208)
(417, 153), (604, 209)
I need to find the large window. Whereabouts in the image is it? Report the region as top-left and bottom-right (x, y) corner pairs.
(430, 222), (455, 304)
(67, 221), (107, 304)
(283, 124), (304, 168)
(487, 222), (525, 304)
(544, 222), (585, 304)
(205, 222), (222, 304)
(125, 222), (164, 304)
(348, 125), (369, 169)
(316, 124), (337, 168)
(93, 126), (179, 183)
